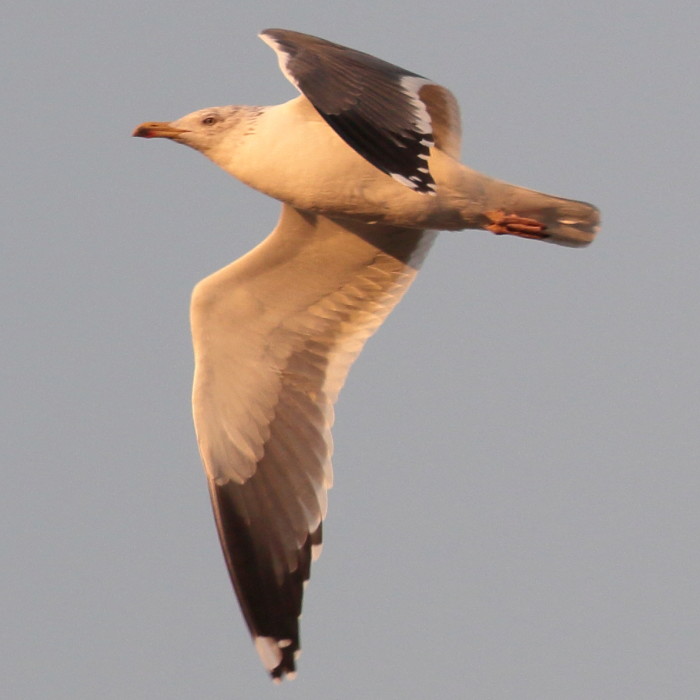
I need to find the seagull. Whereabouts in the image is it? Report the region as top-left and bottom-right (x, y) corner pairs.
(133, 28), (600, 681)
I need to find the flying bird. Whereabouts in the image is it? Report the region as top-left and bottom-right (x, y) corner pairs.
(133, 28), (599, 681)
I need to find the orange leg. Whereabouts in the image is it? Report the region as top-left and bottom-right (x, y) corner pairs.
(484, 211), (550, 241)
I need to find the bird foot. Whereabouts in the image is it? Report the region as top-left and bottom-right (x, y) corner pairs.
(484, 211), (550, 241)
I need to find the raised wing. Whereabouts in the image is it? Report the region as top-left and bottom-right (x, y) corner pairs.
(259, 28), (462, 192)
(191, 205), (435, 680)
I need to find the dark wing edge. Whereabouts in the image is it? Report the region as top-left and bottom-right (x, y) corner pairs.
(208, 479), (321, 681)
(204, 335), (336, 682)
(259, 28), (464, 194)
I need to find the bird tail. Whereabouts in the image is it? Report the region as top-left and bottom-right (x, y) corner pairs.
(450, 163), (600, 247)
(484, 183), (600, 247)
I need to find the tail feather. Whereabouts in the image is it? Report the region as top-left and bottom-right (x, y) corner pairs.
(447, 161), (600, 247)
(490, 184), (600, 247)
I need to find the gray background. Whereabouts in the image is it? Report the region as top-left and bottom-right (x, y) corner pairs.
(4, 1), (700, 698)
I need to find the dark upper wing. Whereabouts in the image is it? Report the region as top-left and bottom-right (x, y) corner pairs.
(259, 28), (461, 193)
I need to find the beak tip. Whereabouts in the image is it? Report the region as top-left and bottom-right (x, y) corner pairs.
(132, 121), (185, 139)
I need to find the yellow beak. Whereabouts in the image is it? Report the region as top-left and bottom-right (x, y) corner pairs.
(132, 121), (189, 139)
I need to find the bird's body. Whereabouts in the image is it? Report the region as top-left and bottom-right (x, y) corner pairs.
(133, 28), (600, 681)
(147, 94), (597, 240)
(200, 97), (450, 226)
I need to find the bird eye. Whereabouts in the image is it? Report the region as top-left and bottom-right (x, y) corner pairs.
(201, 115), (218, 126)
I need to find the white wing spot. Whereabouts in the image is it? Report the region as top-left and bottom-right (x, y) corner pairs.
(391, 171), (436, 195)
(390, 172), (421, 190)
(255, 636), (283, 671)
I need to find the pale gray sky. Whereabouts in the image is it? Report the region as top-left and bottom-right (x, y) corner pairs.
(4, 1), (700, 698)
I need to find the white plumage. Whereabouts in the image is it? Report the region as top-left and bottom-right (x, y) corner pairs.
(133, 28), (599, 681)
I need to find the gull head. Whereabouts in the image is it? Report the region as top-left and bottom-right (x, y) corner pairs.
(132, 106), (247, 156)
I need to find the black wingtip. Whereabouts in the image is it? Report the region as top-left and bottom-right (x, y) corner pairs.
(270, 646), (298, 682)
